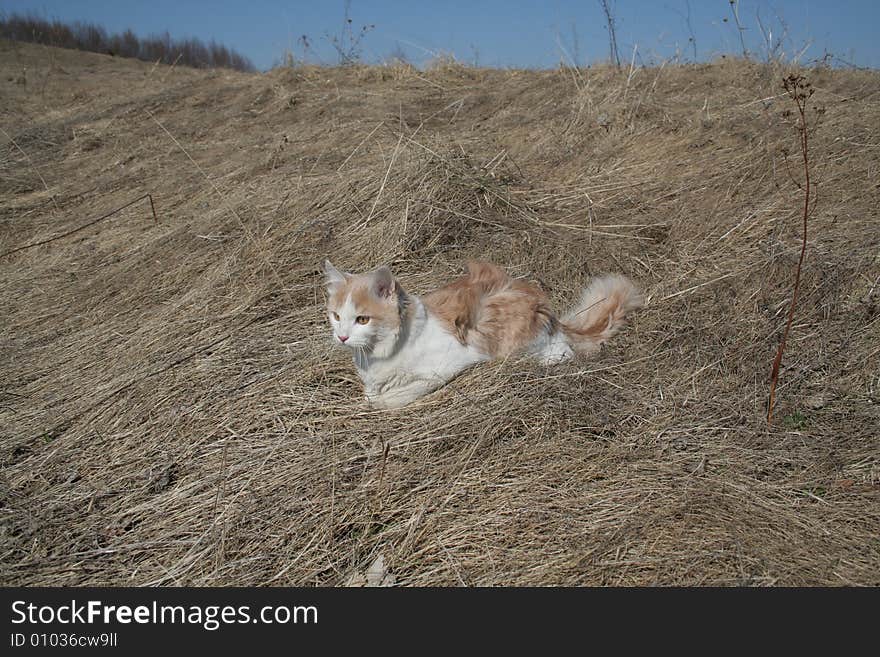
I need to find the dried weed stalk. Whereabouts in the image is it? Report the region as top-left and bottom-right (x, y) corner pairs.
(767, 74), (815, 423)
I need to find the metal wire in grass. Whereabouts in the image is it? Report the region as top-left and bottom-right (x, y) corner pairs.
(0, 193), (158, 258)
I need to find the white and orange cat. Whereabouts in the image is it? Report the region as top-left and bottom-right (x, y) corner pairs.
(324, 259), (642, 408)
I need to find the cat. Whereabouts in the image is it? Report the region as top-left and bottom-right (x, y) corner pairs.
(323, 259), (643, 408)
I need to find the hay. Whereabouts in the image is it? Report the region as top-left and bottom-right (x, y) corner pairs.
(1, 39), (878, 586)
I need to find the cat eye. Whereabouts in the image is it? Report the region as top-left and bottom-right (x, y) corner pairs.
(356, 315), (370, 325)
(331, 312), (340, 321)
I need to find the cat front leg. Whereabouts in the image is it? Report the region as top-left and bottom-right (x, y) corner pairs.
(367, 378), (443, 409)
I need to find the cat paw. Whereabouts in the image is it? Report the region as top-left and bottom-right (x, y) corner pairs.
(367, 383), (433, 409)
(538, 344), (574, 365)
(365, 393), (405, 409)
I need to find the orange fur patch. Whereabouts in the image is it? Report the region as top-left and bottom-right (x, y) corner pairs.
(423, 260), (556, 357)
(560, 274), (643, 352)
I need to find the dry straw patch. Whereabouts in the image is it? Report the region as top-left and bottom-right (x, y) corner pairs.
(1, 40), (878, 585)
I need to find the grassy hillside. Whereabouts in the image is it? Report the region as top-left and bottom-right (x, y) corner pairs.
(1, 39), (878, 585)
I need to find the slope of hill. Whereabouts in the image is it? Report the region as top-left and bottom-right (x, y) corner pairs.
(1, 39), (878, 585)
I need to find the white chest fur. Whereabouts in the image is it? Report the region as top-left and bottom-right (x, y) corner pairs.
(353, 298), (488, 408)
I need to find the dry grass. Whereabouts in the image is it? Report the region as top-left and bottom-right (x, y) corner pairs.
(1, 39), (878, 586)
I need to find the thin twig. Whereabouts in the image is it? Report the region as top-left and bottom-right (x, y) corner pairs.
(0, 125), (59, 211)
(599, 0), (621, 68)
(361, 132), (403, 227)
(728, 0), (750, 60)
(38, 307), (274, 441)
(0, 193), (157, 258)
(146, 109), (293, 304)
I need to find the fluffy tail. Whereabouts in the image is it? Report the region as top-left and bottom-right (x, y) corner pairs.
(560, 274), (643, 354)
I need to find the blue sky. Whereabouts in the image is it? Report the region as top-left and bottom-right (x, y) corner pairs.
(3, 1), (879, 70)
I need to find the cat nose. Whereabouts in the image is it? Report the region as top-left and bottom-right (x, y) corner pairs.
(338, 335), (349, 343)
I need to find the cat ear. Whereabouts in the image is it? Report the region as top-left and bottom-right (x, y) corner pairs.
(371, 266), (398, 299)
(323, 259), (348, 288)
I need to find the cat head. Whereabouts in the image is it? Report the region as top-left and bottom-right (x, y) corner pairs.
(323, 260), (407, 357)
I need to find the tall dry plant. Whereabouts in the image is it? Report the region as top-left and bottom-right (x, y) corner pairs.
(599, 0), (621, 68)
(727, 0), (749, 60)
(327, 0), (375, 66)
(767, 74), (815, 423)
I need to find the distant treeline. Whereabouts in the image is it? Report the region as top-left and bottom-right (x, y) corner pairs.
(0, 13), (255, 72)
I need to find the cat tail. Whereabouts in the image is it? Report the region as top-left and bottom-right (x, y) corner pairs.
(559, 274), (643, 354)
